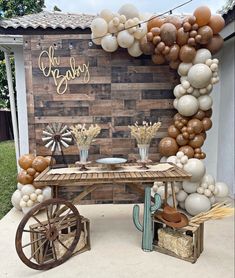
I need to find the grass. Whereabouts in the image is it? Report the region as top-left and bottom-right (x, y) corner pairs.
(0, 140), (17, 219)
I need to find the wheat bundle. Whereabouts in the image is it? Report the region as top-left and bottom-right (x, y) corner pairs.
(189, 202), (234, 225)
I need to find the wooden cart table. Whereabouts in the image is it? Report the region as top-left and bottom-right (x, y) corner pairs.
(34, 163), (191, 207)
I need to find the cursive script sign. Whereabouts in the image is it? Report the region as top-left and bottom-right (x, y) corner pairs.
(38, 45), (90, 94)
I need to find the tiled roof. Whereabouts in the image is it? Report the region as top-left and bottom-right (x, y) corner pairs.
(218, 0), (235, 15)
(0, 11), (95, 29)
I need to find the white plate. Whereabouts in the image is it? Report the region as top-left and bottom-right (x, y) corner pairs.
(96, 157), (127, 165)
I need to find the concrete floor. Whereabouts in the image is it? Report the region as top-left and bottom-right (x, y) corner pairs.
(0, 204), (234, 278)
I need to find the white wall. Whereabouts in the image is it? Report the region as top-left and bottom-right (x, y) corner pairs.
(12, 46), (29, 156)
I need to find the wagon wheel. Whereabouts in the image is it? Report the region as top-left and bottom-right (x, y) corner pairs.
(15, 198), (81, 270)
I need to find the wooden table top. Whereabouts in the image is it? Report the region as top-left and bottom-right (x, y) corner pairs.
(33, 163), (191, 188)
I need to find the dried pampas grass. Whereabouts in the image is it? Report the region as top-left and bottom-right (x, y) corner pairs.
(189, 202), (234, 225)
(70, 124), (101, 146)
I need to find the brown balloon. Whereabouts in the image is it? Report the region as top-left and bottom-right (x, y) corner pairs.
(160, 23), (177, 46)
(32, 156), (48, 172)
(166, 44), (180, 61)
(166, 16), (182, 29)
(189, 134), (205, 148)
(17, 170), (34, 185)
(173, 113), (183, 121)
(177, 27), (189, 46)
(194, 153), (201, 159)
(181, 118), (188, 125)
(193, 6), (211, 27)
(162, 46), (170, 55)
(202, 117), (213, 131)
(147, 32), (153, 42)
(181, 126), (187, 133)
(208, 15), (225, 34)
(192, 23), (199, 30)
(18, 154), (35, 170)
(140, 36), (155, 55)
(183, 22), (191, 32)
(198, 26), (213, 44)
(148, 17), (165, 31)
(188, 119), (204, 134)
(157, 41), (165, 52)
(182, 132), (190, 139)
(169, 59), (181, 69)
(201, 152), (206, 159)
(188, 16), (196, 25)
(190, 30), (197, 38)
(153, 35), (161, 45)
(179, 45), (196, 63)
(159, 137), (179, 156)
(152, 54), (165, 64)
(188, 37), (196, 46)
(189, 133), (196, 140)
(168, 125), (180, 138)
(194, 148), (202, 153)
(193, 110), (206, 120)
(26, 168), (36, 176)
(200, 132), (207, 140)
(179, 145), (195, 158)
(205, 108), (213, 118)
(150, 27), (161, 36)
(187, 126), (194, 134)
(195, 34), (202, 43)
(176, 134), (189, 146)
(205, 34), (224, 54)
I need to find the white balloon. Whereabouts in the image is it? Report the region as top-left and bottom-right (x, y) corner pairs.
(167, 196), (178, 207)
(174, 185), (180, 194)
(134, 23), (147, 39)
(42, 187), (52, 200)
(205, 58), (213, 67)
(174, 181), (183, 190)
(118, 4), (139, 19)
(179, 201), (185, 209)
(91, 33), (102, 45)
(209, 196), (216, 204)
(152, 184), (158, 193)
(167, 156), (177, 164)
(17, 183), (23, 190)
(100, 9), (113, 23)
(197, 187), (204, 194)
(35, 189), (42, 195)
(157, 186), (166, 200)
(11, 190), (22, 210)
(193, 49), (212, 64)
(204, 189), (212, 197)
(178, 63), (192, 76)
(108, 20), (119, 33)
(188, 64), (212, 89)
(21, 184), (35, 196)
(91, 18), (108, 37)
(128, 40), (143, 57)
(208, 184), (215, 191)
(101, 34), (118, 52)
(173, 84), (183, 98)
(180, 155), (188, 165)
(214, 182), (229, 198)
(198, 95), (213, 111)
(160, 156), (167, 162)
(155, 181), (164, 187)
(185, 193), (211, 216)
(182, 181), (199, 193)
(22, 195), (29, 202)
(176, 151), (184, 159)
(20, 200), (27, 208)
(201, 174), (215, 185)
(187, 86), (194, 94)
(37, 194), (44, 203)
(30, 193), (37, 201)
(27, 200), (34, 207)
(177, 95), (199, 117)
(176, 190), (188, 202)
(201, 182), (208, 189)
(183, 158), (206, 182)
(192, 89), (200, 98)
(117, 30), (134, 48)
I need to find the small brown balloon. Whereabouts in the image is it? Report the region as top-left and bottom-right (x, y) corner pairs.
(157, 41), (165, 52)
(190, 30), (197, 38)
(179, 145), (195, 158)
(177, 122), (184, 129)
(176, 134), (189, 146)
(189, 133), (196, 140)
(188, 119), (204, 134)
(17, 170), (34, 185)
(166, 44), (180, 61)
(205, 108), (213, 118)
(208, 14), (225, 34)
(195, 34), (202, 43)
(189, 134), (205, 148)
(201, 152), (206, 159)
(188, 38), (196, 46)
(153, 35), (161, 45)
(194, 153), (201, 159)
(181, 118), (188, 125)
(192, 23), (199, 30)
(187, 126), (194, 134)
(181, 126), (188, 133)
(202, 117), (212, 131)
(188, 16), (196, 25)
(168, 125), (180, 138)
(140, 36), (155, 55)
(148, 16), (165, 31)
(160, 23), (177, 46)
(195, 148), (202, 153)
(150, 27), (161, 36)
(26, 168), (36, 176)
(169, 59), (181, 69)
(162, 45), (170, 55)
(152, 54), (165, 64)
(194, 110), (206, 120)
(200, 132), (207, 140)
(159, 137), (179, 156)
(177, 27), (189, 46)
(205, 34), (224, 54)
(179, 45), (196, 63)
(198, 26), (213, 44)
(182, 132), (190, 139)
(147, 32), (153, 42)
(174, 113), (183, 121)
(183, 22), (191, 32)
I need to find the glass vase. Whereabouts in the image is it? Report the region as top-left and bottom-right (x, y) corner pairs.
(138, 144), (150, 162)
(79, 145), (89, 163)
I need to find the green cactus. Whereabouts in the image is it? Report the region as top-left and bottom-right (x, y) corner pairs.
(133, 186), (161, 251)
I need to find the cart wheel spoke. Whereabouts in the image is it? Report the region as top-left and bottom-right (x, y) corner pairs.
(41, 240), (50, 264)
(57, 209), (72, 228)
(56, 238), (69, 251)
(23, 229), (44, 234)
(22, 237), (44, 248)
(32, 215), (48, 233)
(51, 241), (58, 261)
(29, 238), (48, 261)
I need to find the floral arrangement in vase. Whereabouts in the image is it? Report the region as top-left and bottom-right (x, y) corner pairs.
(128, 121), (161, 162)
(70, 124), (101, 163)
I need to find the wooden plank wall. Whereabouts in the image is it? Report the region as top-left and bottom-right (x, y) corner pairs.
(24, 34), (179, 203)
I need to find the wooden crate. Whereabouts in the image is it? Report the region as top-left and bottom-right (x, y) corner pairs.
(30, 214), (90, 264)
(152, 218), (204, 263)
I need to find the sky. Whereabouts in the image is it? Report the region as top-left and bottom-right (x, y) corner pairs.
(44, 0), (226, 14)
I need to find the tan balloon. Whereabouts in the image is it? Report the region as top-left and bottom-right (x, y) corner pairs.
(193, 6), (211, 27)
(179, 145), (195, 158)
(101, 34), (118, 52)
(118, 4), (139, 20)
(139, 36), (155, 54)
(198, 26), (213, 44)
(128, 40), (143, 57)
(100, 9), (113, 23)
(134, 23), (147, 39)
(117, 30), (134, 48)
(91, 18), (108, 37)
(189, 134), (204, 148)
(202, 117), (212, 131)
(205, 34), (224, 54)
(187, 119), (203, 134)
(18, 154), (35, 170)
(159, 137), (179, 156)
(168, 125), (180, 138)
(147, 16), (165, 31)
(160, 23), (177, 46)
(208, 15), (225, 34)
(179, 45), (196, 63)
(177, 27), (189, 46)
(176, 134), (189, 146)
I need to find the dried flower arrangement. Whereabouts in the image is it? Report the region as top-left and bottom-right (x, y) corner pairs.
(189, 202), (234, 225)
(128, 121), (162, 145)
(70, 124), (101, 147)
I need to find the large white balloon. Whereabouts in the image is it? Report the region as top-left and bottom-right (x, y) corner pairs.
(182, 181), (199, 193)
(214, 182), (229, 198)
(11, 190), (22, 210)
(91, 18), (108, 37)
(193, 49), (212, 64)
(188, 64), (212, 89)
(21, 184), (35, 196)
(118, 4), (139, 19)
(198, 95), (213, 111)
(183, 158), (206, 182)
(177, 95), (199, 116)
(128, 40), (143, 57)
(185, 193), (211, 216)
(100, 9), (113, 23)
(201, 174), (215, 185)
(117, 30), (134, 48)
(101, 34), (118, 52)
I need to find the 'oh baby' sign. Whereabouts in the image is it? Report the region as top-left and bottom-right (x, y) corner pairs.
(38, 45), (90, 94)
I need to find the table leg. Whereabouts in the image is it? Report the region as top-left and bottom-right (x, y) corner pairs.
(126, 183), (155, 203)
(164, 182), (168, 206)
(171, 182), (177, 209)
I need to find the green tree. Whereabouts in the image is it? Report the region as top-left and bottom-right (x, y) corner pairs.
(0, 0), (45, 18)
(53, 5), (61, 12)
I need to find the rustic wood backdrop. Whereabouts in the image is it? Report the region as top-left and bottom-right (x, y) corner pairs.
(24, 34), (179, 203)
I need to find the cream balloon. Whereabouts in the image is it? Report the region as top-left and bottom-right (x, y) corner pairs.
(118, 4), (139, 19)
(214, 182), (229, 198)
(167, 156), (177, 164)
(185, 193), (211, 216)
(30, 193), (37, 201)
(91, 33), (102, 45)
(27, 200), (34, 207)
(91, 18), (108, 37)
(17, 183), (23, 190)
(173, 99), (178, 109)
(22, 195), (29, 202)
(108, 20), (118, 34)
(128, 40), (143, 57)
(21, 184), (35, 196)
(177, 95), (199, 116)
(182, 181), (199, 193)
(134, 23), (147, 39)
(101, 34), (118, 52)
(11, 190), (22, 210)
(167, 196), (178, 207)
(188, 64), (212, 89)
(176, 190), (188, 202)
(183, 158), (206, 182)
(37, 194), (44, 203)
(35, 189), (42, 195)
(178, 63), (192, 76)
(42, 186), (52, 201)
(201, 174), (215, 185)
(117, 30), (134, 48)
(100, 9), (113, 23)
(193, 49), (212, 64)
(198, 95), (213, 111)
